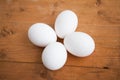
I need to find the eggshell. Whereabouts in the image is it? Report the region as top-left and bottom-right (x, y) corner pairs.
(28, 23), (57, 47)
(55, 10), (78, 39)
(42, 42), (67, 70)
(64, 32), (95, 57)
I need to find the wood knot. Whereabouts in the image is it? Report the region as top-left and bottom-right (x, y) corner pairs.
(0, 27), (15, 38)
(0, 75), (6, 80)
(39, 69), (48, 78)
(0, 49), (7, 59)
(51, 1), (64, 16)
(97, 10), (120, 23)
(103, 67), (109, 69)
(96, 0), (101, 7)
(5, 13), (11, 18)
(53, 2), (59, 8)
(50, 2), (58, 16)
(51, 10), (56, 16)
(35, 65), (48, 79)
(19, 7), (25, 12)
(35, 65), (53, 80)
(97, 10), (104, 15)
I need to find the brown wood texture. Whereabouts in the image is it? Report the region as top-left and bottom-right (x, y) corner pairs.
(0, 0), (120, 80)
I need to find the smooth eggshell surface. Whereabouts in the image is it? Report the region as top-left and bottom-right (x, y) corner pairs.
(64, 32), (95, 57)
(28, 23), (57, 47)
(55, 10), (78, 39)
(42, 42), (67, 70)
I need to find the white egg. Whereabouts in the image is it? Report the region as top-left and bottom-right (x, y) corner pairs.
(64, 32), (95, 57)
(55, 10), (78, 39)
(28, 23), (57, 47)
(42, 42), (67, 70)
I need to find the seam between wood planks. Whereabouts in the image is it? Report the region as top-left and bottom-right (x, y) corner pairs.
(0, 60), (109, 69)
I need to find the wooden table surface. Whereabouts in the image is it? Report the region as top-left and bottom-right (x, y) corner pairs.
(0, 0), (120, 80)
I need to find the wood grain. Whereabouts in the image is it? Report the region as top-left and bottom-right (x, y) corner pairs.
(0, 62), (119, 80)
(0, 0), (120, 80)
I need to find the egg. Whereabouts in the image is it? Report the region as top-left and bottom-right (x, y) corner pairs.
(42, 42), (67, 70)
(28, 23), (57, 47)
(64, 32), (95, 57)
(55, 10), (78, 39)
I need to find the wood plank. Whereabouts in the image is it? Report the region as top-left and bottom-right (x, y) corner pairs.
(0, 62), (119, 80)
(0, 22), (119, 69)
(0, 0), (120, 80)
(0, 0), (120, 25)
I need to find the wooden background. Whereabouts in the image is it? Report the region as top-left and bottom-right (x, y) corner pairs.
(0, 0), (120, 80)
